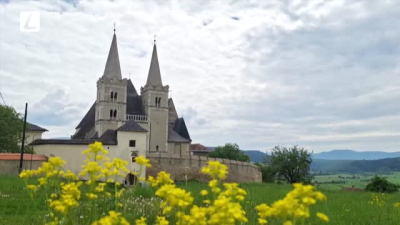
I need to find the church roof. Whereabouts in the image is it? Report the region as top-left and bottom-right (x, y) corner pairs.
(126, 80), (145, 115)
(27, 122), (48, 132)
(168, 127), (191, 143)
(117, 120), (147, 132)
(173, 118), (191, 140)
(146, 44), (163, 86)
(103, 33), (122, 79)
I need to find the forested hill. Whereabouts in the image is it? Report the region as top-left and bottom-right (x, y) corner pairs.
(311, 157), (400, 173)
(313, 150), (400, 160)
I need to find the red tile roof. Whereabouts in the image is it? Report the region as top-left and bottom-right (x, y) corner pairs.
(0, 153), (47, 161)
(191, 143), (211, 151)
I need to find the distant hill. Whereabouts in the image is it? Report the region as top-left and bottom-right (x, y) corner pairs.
(243, 150), (266, 163)
(311, 157), (400, 173)
(313, 150), (400, 160)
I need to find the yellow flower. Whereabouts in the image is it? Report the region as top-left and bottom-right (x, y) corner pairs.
(155, 184), (194, 214)
(27, 185), (38, 192)
(135, 216), (147, 225)
(200, 190), (208, 196)
(316, 212), (329, 222)
(135, 155), (152, 168)
(201, 161), (228, 180)
(63, 170), (78, 181)
(156, 216), (169, 225)
(148, 171), (174, 187)
(92, 210), (129, 225)
(394, 203), (400, 207)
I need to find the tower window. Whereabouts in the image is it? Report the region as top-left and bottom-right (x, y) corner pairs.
(129, 140), (136, 147)
(110, 109), (113, 119)
(114, 92), (118, 102)
(114, 110), (117, 118)
(155, 97), (161, 107)
(111, 91), (114, 100)
(156, 145), (159, 152)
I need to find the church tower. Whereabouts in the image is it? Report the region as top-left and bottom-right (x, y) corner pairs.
(95, 32), (127, 136)
(141, 42), (169, 152)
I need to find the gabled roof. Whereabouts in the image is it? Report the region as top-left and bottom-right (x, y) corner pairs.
(173, 118), (191, 140)
(27, 122), (48, 132)
(103, 33), (122, 79)
(146, 44), (163, 86)
(168, 127), (191, 143)
(117, 120), (147, 132)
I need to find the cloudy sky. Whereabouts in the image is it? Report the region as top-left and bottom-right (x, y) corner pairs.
(0, 0), (399, 152)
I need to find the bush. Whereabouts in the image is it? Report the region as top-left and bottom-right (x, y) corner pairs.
(365, 176), (399, 193)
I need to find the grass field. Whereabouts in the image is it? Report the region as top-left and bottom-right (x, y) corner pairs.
(1, 175), (400, 224)
(313, 172), (400, 190)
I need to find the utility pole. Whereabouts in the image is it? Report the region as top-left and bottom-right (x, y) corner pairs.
(19, 103), (28, 174)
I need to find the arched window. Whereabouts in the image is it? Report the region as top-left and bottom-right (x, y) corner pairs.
(158, 97), (161, 107)
(155, 97), (158, 107)
(156, 145), (159, 152)
(113, 110), (117, 118)
(110, 109), (113, 119)
(114, 92), (118, 102)
(111, 91), (114, 100)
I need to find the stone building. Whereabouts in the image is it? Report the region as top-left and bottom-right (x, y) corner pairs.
(31, 32), (191, 183)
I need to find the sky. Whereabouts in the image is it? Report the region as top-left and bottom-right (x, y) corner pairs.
(0, 0), (400, 153)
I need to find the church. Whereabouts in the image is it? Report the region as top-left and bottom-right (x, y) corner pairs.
(32, 31), (192, 181)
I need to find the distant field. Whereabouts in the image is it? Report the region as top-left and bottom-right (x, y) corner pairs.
(2, 175), (400, 224)
(313, 172), (400, 190)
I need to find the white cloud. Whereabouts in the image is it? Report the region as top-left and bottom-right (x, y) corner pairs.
(1, 0), (400, 152)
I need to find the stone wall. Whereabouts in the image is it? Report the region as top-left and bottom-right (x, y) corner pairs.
(0, 156), (47, 176)
(146, 153), (262, 183)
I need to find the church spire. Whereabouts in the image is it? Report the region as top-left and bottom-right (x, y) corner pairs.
(146, 42), (163, 86)
(103, 32), (122, 80)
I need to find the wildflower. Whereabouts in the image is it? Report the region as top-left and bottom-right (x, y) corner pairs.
(156, 184), (194, 214)
(49, 182), (82, 215)
(92, 210), (129, 225)
(394, 203), (400, 207)
(156, 216), (169, 225)
(136, 217), (147, 225)
(201, 161), (228, 180)
(200, 190), (208, 196)
(135, 155), (152, 168)
(26, 184), (38, 192)
(256, 183), (328, 224)
(316, 212), (329, 222)
(63, 170), (78, 181)
(148, 171), (174, 187)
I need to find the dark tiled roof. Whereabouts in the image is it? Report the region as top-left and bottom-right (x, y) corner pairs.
(168, 127), (191, 143)
(31, 129), (117, 146)
(27, 122), (48, 132)
(117, 120), (147, 132)
(75, 103), (95, 129)
(173, 118), (191, 140)
(127, 80), (145, 115)
(99, 129), (117, 144)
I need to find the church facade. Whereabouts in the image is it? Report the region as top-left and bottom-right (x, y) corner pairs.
(32, 32), (191, 182)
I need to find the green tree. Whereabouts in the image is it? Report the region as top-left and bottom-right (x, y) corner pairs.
(365, 176), (399, 193)
(208, 143), (250, 162)
(269, 145), (312, 184)
(0, 105), (25, 153)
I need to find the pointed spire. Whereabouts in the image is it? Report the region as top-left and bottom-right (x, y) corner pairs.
(103, 32), (122, 80)
(146, 42), (163, 86)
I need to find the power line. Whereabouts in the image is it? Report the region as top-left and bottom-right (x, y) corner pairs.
(0, 92), (6, 106)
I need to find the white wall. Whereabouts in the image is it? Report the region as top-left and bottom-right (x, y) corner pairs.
(34, 130), (147, 182)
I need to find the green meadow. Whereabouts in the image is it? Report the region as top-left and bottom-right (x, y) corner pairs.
(1, 175), (400, 224)
(313, 172), (400, 190)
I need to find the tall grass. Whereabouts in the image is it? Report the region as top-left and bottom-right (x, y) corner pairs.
(1, 175), (400, 224)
